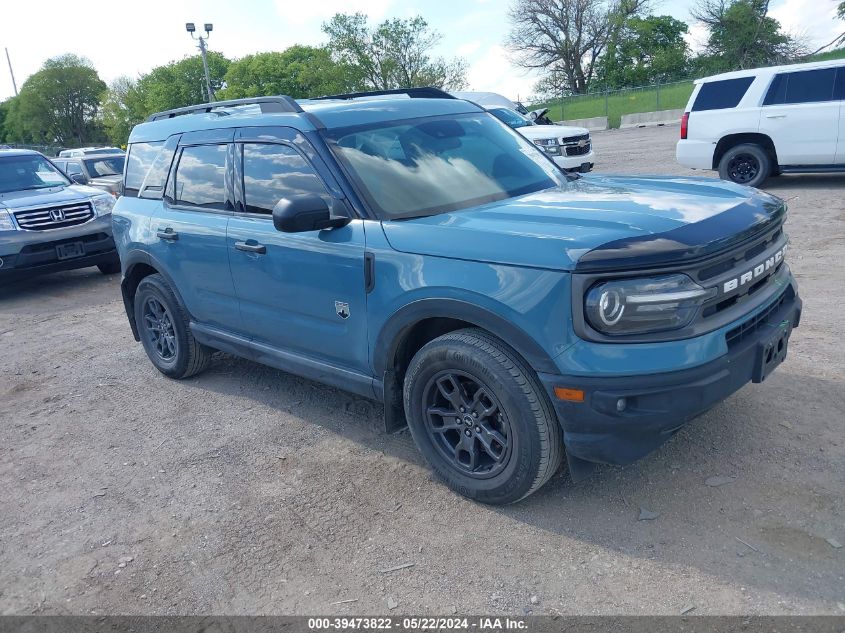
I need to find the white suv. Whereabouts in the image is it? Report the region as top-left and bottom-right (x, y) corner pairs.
(677, 59), (845, 187)
(453, 91), (595, 172)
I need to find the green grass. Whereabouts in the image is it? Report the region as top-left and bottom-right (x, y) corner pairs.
(806, 48), (845, 62)
(531, 81), (694, 129)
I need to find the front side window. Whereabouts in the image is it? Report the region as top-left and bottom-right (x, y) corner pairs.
(173, 144), (228, 209)
(325, 113), (566, 219)
(764, 68), (837, 105)
(241, 143), (329, 214)
(84, 156), (124, 178)
(692, 77), (755, 112)
(0, 154), (70, 193)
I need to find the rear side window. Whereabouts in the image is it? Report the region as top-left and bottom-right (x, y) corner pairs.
(240, 143), (329, 214)
(764, 68), (837, 105)
(125, 141), (164, 197)
(692, 77), (755, 112)
(834, 67), (845, 100)
(173, 144), (228, 209)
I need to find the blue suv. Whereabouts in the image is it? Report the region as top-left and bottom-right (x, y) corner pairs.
(113, 88), (801, 504)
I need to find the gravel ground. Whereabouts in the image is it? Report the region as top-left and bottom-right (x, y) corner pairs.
(1, 125), (843, 616)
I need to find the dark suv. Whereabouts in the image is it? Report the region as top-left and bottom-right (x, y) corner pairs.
(113, 90), (800, 504)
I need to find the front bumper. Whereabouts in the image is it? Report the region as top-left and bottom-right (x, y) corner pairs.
(539, 286), (802, 466)
(552, 150), (594, 172)
(0, 215), (117, 282)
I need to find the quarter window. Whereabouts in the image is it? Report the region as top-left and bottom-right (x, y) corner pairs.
(125, 141), (164, 197)
(174, 144), (229, 209)
(240, 143), (329, 214)
(691, 77), (755, 112)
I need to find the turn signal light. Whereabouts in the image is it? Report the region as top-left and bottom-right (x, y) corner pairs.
(554, 387), (585, 402)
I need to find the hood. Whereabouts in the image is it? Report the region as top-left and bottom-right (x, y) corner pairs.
(88, 175), (121, 192)
(519, 124), (589, 141)
(0, 184), (104, 210)
(380, 175), (786, 272)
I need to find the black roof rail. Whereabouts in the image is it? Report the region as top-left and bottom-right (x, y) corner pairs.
(311, 87), (456, 101)
(146, 96), (303, 122)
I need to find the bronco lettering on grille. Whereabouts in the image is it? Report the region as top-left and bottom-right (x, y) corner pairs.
(723, 245), (786, 293)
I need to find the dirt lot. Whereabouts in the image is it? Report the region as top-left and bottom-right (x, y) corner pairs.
(1, 125), (844, 616)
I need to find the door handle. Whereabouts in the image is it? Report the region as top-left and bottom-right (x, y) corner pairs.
(156, 228), (179, 241)
(765, 114), (787, 119)
(235, 241), (267, 255)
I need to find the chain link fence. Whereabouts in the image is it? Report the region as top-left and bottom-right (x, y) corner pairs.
(1, 143), (65, 156)
(533, 80), (695, 128)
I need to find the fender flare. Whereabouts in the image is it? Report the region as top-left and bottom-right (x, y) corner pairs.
(120, 250), (192, 340)
(373, 298), (560, 376)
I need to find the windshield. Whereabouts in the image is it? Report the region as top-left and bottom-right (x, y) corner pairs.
(84, 156), (125, 177)
(488, 107), (534, 129)
(0, 155), (70, 194)
(326, 113), (566, 219)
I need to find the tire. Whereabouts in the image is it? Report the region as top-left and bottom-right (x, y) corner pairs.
(718, 143), (772, 188)
(134, 273), (212, 379)
(97, 258), (121, 275)
(403, 328), (563, 504)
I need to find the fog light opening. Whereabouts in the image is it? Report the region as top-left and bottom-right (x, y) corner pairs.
(616, 397), (627, 413)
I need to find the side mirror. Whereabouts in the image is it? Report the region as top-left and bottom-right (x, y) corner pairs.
(69, 173), (87, 185)
(272, 195), (351, 233)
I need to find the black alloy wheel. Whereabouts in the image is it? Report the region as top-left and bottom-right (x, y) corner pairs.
(423, 370), (512, 478)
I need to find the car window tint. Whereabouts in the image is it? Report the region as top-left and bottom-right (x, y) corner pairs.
(692, 77), (755, 111)
(66, 162), (83, 175)
(835, 67), (845, 100)
(763, 73), (788, 105)
(125, 141), (164, 197)
(174, 144), (228, 209)
(784, 68), (836, 104)
(241, 143), (329, 214)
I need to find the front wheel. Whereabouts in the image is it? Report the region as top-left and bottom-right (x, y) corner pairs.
(718, 143), (772, 188)
(134, 274), (212, 379)
(403, 328), (563, 504)
(97, 257), (121, 275)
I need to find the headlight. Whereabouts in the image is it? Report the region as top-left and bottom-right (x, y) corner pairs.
(0, 209), (16, 231)
(585, 274), (716, 335)
(90, 195), (115, 217)
(533, 138), (561, 155)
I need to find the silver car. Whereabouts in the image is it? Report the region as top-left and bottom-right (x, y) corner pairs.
(0, 149), (120, 281)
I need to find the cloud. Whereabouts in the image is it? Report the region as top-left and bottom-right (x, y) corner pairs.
(465, 45), (539, 102)
(769, 0), (842, 49)
(273, 0), (393, 26)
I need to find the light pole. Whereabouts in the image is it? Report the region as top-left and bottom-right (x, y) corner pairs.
(186, 22), (215, 102)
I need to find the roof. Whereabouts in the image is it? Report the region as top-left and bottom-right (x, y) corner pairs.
(129, 96), (483, 143)
(696, 58), (845, 83)
(0, 149), (42, 158)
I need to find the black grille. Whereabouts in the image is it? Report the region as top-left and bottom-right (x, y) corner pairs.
(13, 202), (94, 231)
(725, 287), (791, 348)
(565, 143), (592, 157)
(561, 133), (590, 144)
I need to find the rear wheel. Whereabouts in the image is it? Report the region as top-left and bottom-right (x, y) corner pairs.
(718, 143), (771, 188)
(403, 328), (563, 504)
(134, 274), (212, 379)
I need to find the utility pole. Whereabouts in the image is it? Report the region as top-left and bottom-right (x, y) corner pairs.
(186, 22), (215, 102)
(5, 48), (18, 96)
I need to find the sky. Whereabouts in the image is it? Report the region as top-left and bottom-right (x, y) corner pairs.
(1, 0), (843, 103)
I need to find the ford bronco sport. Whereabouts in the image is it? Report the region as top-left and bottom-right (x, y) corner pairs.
(1, 149), (120, 281)
(113, 88), (801, 504)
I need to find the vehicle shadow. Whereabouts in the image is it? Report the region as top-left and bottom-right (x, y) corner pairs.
(182, 352), (844, 607)
(0, 267), (118, 305)
(763, 173), (845, 191)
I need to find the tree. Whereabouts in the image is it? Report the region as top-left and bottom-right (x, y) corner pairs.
(507, 0), (649, 95)
(839, 0), (844, 18)
(219, 46), (361, 99)
(598, 15), (690, 88)
(692, 0), (804, 72)
(101, 76), (147, 147)
(322, 13), (467, 90)
(9, 54), (107, 146)
(136, 52), (230, 114)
